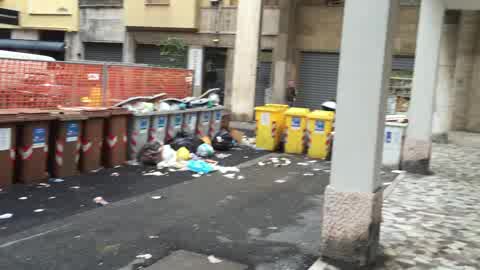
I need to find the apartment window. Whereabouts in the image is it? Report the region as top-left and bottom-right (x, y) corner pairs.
(145, 0), (170, 5)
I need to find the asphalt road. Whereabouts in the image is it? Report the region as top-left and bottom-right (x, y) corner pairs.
(0, 146), (398, 270)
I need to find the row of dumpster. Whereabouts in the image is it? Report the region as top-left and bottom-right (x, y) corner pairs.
(0, 106), (224, 188)
(255, 104), (335, 159)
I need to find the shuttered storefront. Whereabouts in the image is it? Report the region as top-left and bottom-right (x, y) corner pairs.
(84, 42), (123, 62)
(255, 61), (273, 107)
(297, 52), (414, 109)
(135, 44), (187, 68)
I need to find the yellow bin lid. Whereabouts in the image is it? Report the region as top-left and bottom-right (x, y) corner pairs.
(255, 106), (286, 113)
(307, 110), (335, 121)
(285, 108), (310, 117)
(266, 104), (289, 110)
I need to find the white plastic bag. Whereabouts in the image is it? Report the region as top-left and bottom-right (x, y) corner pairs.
(157, 145), (177, 169)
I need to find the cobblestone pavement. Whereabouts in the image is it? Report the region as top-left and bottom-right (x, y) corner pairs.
(378, 143), (480, 269)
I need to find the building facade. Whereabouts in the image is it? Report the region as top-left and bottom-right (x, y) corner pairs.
(0, 0), (79, 60)
(1, 0), (479, 137)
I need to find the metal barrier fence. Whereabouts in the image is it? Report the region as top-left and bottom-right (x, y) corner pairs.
(0, 58), (193, 109)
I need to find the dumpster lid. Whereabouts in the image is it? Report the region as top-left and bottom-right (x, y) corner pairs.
(266, 104), (289, 110)
(108, 107), (132, 116)
(148, 93), (167, 103)
(61, 107), (110, 118)
(20, 109), (56, 121)
(285, 108), (310, 117)
(51, 110), (88, 121)
(0, 109), (25, 123)
(255, 106), (285, 113)
(307, 110), (335, 121)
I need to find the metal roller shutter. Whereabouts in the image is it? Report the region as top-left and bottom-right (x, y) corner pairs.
(392, 56), (415, 71)
(84, 42), (123, 62)
(297, 52), (414, 109)
(255, 61), (272, 107)
(297, 52), (339, 109)
(136, 44), (187, 68)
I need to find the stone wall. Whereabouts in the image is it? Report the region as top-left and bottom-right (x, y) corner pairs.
(295, 3), (419, 56)
(80, 7), (125, 43)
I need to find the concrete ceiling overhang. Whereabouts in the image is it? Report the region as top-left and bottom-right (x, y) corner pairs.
(445, 0), (480, 10)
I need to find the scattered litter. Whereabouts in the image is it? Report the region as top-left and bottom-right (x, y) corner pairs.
(74, 235), (81, 239)
(197, 143), (215, 157)
(271, 158), (279, 164)
(34, 209), (45, 213)
(70, 186), (80, 190)
(297, 162), (309, 166)
(177, 147), (191, 161)
(215, 166), (240, 174)
(223, 174), (236, 179)
(268, 226), (278, 230)
(136, 254), (152, 260)
(237, 175), (245, 180)
(244, 156), (249, 159)
(18, 197), (28, 200)
(93, 197), (109, 206)
(192, 174), (202, 178)
(168, 168), (177, 172)
(215, 153), (232, 159)
(0, 213), (13, 219)
(49, 178), (64, 183)
(308, 160), (318, 163)
(274, 179), (287, 184)
(207, 255), (223, 264)
(392, 170), (405, 174)
(91, 167), (104, 173)
(127, 160), (140, 166)
(313, 168), (322, 171)
(281, 158), (292, 166)
(143, 171), (165, 176)
(303, 173), (314, 176)
(114, 165), (122, 169)
(383, 182), (392, 186)
(149, 235), (159, 239)
(37, 183), (51, 188)
(151, 196), (163, 200)
(188, 160), (214, 174)
(258, 162), (266, 166)
(48, 196), (56, 200)
(111, 172), (120, 177)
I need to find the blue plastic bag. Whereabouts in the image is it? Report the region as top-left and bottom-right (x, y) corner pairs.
(187, 160), (214, 174)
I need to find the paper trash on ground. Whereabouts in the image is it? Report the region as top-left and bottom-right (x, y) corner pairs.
(208, 255), (223, 264)
(110, 173), (120, 177)
(18, 197), (28, 200)
(93, 197), (109, 206)
(151, 196), (163, 200)
(215, 153), (231, 159)
(143, 171), (165, 176)
(50, 178), (64, 183)
(136, 254), (152, 260)
(223, 173), (236, 179)
(0, 213), (13, 219)
(34, 209), (45, 213)
(274, 179), (287, 184)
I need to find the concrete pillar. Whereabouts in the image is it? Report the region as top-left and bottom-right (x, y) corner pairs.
(452, 12), (479, 131)
(231, 0), (263, 121)
(65, 32), (84, 61)
(402, 0), (445, 174)
(467, 27), (480, 132)
(224, 48), (235, 110)
(271, 0), (297, 104)
(321, 0), (398, 266)
(187, 45), (204, 97)
(11, 30), (39, 40)
(123, 31), (136, 63)
(432, 23), (458, 141)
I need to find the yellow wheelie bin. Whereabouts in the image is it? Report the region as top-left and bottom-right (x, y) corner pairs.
(265, 104), (289, 135)
(306, 110), (335, 159)
(255, 106), (286, 151)
(284, 108), (310, 154)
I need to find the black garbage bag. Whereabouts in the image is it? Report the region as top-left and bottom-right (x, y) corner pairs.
(167, 132), (204, 153)
(212, 129), (234, 151)
(137, 141), (162, 166)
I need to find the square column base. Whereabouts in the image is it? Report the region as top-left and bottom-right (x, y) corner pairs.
(401, 138), (432, 175)
(321, 186), (383, 266)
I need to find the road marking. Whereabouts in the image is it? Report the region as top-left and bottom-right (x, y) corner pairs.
(0, 224), (70, 249)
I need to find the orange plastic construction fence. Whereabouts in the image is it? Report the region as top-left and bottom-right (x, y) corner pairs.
(0, 59), (193, 109)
